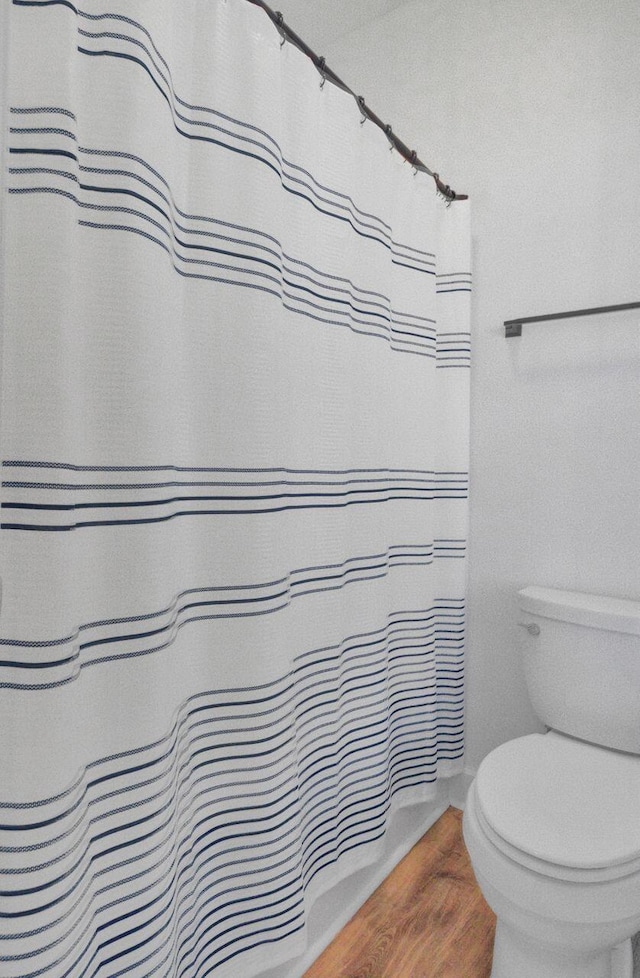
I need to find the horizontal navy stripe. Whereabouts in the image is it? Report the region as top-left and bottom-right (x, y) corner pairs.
(14, 1), (435, 267)
(2, 484), (466, 508)
(9, 133), (436, 314)
(1, 466), (468, 531)
(8, 154), (435, 333)
(0, 642), (461, 975)
(0, 606), (464, 805)
(0, 748), (460, 924)
(59, 197), (437, 355)
(11, 184), (469, 365)
(2, 473), (456, 490)
(0, 548), (464, 687)
(9, 125), (76, 138)
(1, 468), (466, 488)
(0, 614), (463, 691)
(9, 146), (470, 362)
(2, 462), (466, 474)
(6, 770), (423, 977)
(10, 104), (76, 119)
(3, 729), (460, 904)
(70, 13), (402, 239)
(0, 499), (466, 532)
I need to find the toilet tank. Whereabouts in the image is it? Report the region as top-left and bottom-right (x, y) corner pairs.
(518, 587), (640, 755)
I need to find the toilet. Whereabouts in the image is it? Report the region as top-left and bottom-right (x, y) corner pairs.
(462, 586), (640, 978)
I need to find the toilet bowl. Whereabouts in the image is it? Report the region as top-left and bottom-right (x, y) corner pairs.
(462, 587), (640, 978)
(463, 732), (640, 978)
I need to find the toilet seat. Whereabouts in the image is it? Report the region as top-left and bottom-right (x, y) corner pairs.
(475, 732), (640, 882)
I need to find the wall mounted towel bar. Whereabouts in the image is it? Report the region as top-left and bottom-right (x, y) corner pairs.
(504, 302), (640, 337)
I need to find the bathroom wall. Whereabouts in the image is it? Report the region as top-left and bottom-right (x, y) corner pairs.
(278, 0), (640, 775)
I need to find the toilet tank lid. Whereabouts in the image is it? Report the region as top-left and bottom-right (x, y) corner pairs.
(518, 586), (640, 635)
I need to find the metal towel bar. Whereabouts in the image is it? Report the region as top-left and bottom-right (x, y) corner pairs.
(504, 302), (640, 338)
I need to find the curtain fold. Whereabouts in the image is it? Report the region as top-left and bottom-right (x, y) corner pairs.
(0, 1), (471, 976)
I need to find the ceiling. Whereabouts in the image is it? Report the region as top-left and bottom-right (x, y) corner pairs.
(274, 0), (414, 53)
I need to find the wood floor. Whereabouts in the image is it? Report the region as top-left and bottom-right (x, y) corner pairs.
(302, 807), (496, 978)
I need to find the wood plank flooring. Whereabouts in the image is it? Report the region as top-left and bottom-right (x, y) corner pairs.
(302, 807), (496, 978)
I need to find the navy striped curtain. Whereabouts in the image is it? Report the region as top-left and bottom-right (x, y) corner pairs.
(0, 1), (471, 976)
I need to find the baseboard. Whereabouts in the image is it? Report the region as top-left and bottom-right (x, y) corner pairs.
(448, 767), (476, 811)
(258, 788), (450, 978)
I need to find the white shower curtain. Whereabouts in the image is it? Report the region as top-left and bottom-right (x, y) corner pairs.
(0, 2), (470, 976)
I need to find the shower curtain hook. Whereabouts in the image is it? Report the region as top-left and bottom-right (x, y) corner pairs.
(433, 171), (455, 205)
(408, 149), (419, 175)
(357, 95), (367, 125)
(318, 56), (327, 89)
(384, 123), (395, 151)
(275, 11), (286, 47)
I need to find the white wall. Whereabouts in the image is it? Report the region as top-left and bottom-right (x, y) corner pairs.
(271, 0), (411, 53)
(280, 0), (640, 773)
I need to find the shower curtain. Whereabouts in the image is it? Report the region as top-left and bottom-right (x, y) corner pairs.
(0, 2), (471, 977)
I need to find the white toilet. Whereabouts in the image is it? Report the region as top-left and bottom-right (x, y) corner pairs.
(462, 586), (640, 978)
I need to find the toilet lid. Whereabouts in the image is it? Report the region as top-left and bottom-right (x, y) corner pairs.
(475, 733), (640, 870)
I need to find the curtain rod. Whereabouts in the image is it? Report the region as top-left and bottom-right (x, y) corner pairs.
(245, 0), (468, 202)
(504, 301), (640, 337)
